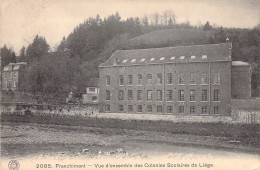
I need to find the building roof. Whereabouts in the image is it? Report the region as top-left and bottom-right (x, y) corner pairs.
(232, 61), (250, 66)
(87, 78), (99, 87)
(3, 62), (28, 71)
(99, 43), (232, 67)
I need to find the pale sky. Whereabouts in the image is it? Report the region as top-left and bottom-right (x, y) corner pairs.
(0, 0), (260, 54)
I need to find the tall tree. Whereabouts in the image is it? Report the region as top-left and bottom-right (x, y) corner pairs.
(203, 21), (212, 31)
(19, 46), (26, 62)
(57, 37), (67, 51)
(26, 35), (50, 62)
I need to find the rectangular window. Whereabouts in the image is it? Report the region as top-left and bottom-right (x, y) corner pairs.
(106, 76), (110, 86)
(202, 90), (208, 101)
(214, 106), (219, 114)
(178, 90), (184, 101)
(128, 75), (133, 85)
(137, 105), (142, 112)
(214, 89), (220, 101)
(178, 73), (185, 84)
(214, 73), (221, 85)
(147, 105), (152, 112)
(106, 90), (110, 100)
(166, 90), (173, 101)
(190, 106), (196, 114)
(190, 90), (195, 101)
(119, 105), (124, 112)
(157, 106), (163, 113)
(167, 106), (173, 113)
(128, 90), (133, 100)
(105, 104), (110, 112)
(137, 90), (142, 100)
(118, 90), (124, 100)
(157, 90), (162, 101)
(157, 73), (162, 84)
(137, 74), (143, 85)
(128, 105), (133, 112)
(202, 106), (208, 114)
(119, 75), (124, 85)
(92, 96), (97, 101)
(201, 73), (209, 84)
(189, 73), (196, 84)
(167, 73), (173, 84)
(89, 87), (95, 92)
(179, 106), (184, 113)
(147, 90), (152, 101)
(147, 74), (152, 85)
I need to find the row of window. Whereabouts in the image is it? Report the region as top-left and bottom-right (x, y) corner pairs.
(105, 105), (220, 114)
(3, 72), (18, 79)
(2, 80), (17, 89)
(120, 55), (207, 64)
(107, 89), (220, 101)
(105, 73), (221, 86)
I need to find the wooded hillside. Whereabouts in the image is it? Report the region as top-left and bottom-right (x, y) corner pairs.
(1, 12), (260, 99)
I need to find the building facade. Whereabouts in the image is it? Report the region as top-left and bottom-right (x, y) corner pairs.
(99, 43), (233, 115)
(1, 62), (28, 91)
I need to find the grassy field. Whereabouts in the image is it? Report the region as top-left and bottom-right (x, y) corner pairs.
(1, 114), (259, 147)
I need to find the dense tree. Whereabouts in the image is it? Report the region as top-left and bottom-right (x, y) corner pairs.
(18, 46), (26, 62)
(26, 35), (50, 62)
(214, 26), (226, 43)
(57, 37), (67, 51)
(1, 45), (16, 67)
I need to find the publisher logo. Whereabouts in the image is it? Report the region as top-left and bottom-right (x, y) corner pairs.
(8, 160), (20, 170)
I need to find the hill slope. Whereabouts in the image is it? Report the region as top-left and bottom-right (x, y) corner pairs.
(128, 28), (216, 48)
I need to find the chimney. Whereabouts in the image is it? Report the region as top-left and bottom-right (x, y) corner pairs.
(226, 37), (230, 43)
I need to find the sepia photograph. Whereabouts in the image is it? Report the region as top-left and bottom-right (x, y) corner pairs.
(0, 0), (260, 169)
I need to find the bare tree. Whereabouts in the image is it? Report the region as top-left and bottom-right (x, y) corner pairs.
(162, 10), (176, 25)
(153, 12), (159, 25)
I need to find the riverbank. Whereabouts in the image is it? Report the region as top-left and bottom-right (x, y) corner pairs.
(1, 114), (260, 147)
(1, 121), (260, 158)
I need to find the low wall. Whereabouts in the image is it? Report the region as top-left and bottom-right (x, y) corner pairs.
(0, 104), (99, 117)
(231, 109), (260, 124)
(91, 112), (234, 123)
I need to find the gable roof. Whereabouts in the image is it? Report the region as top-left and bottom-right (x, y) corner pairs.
(3, 62), (28, 71)
(87, 78), (99, 87)
(99, 43), (232, 67)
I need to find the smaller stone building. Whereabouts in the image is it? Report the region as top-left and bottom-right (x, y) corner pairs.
(82, 78), (99, 104)
(231, 61), (252, 98)
(1, 62), (28, 91)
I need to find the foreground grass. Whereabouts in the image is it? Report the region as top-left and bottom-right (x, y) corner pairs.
(1, 114), (260, 146)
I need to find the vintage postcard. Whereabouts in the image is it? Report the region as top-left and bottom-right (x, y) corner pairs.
(0, 0), (260, 170)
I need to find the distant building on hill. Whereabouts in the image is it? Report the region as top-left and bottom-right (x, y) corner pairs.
(82, 78), (99, 104)
(1, 62), (28, 91)
(99, 43), (251, 115)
